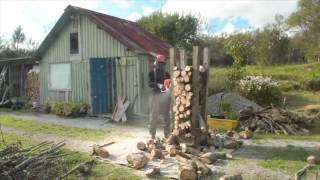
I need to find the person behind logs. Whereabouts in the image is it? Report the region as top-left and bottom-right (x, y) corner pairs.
(148, 54), (171, 139)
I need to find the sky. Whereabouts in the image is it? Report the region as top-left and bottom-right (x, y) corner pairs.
(0, 0), (299, 44)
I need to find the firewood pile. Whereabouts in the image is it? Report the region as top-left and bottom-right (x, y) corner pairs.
(26, 70), (40, 102)
(0, 141), (65, 180)
(172, 65), (194, 135)
(239, 107), (313, 135)
(129, 132), (243, 179)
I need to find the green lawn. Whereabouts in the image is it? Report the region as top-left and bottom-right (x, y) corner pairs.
(0, 116), (130, 140)
(0, 132), (140, 180)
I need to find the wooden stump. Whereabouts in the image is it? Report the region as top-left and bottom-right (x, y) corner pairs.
(126, 153), (148, 169)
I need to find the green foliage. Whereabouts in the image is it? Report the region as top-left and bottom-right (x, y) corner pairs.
(51, 101), (88, 118)
(137, 11), (203, 49)
(224, 37), (247, 90)
(220, 101), (237, 120)
(237, 76), (283, 106)
(288, 0), (320, 62)
(12, 25), (25, 50)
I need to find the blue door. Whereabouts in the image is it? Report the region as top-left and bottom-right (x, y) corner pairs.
(90, 58), (116, 114)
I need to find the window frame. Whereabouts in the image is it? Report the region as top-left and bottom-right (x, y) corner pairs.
(70, 32), (79, 54)
(48, 63), (72, 91)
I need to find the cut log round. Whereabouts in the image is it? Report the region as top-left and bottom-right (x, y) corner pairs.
(179, 106), (186, 112)
(181, 70), (187, 77)
(137, 142), (147, 151)
(185, 84), (192, 91)
(92, 144), (109, 158)
(166, 144), (178, 157)
(184, 66), (192, 72)
(151, 149), (164, 160)
(199, 152), (227, 164)
(145, 168), (160, 178)
(173, 70), (181, 78)
(127, 152), (148, 169)
(183, 76), (190, 83)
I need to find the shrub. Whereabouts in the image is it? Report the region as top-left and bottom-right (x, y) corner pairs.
(237, 76), (283, 106)
(51, 101), (88, 118)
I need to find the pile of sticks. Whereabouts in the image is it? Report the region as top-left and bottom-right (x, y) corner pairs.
(0, 141), (65, 180)
(239, 107), (313, 135)
(172, 66), (193, 135)
(26, 70), (40, 102)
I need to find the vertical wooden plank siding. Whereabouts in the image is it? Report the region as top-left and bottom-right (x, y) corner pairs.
(40, 14), (150, 114)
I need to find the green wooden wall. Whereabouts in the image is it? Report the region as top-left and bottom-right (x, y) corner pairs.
(39, 14), (152, 114)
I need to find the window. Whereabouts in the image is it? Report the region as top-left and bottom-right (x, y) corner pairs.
(50, 63), (71, 90)
(70, 32), (79, 54)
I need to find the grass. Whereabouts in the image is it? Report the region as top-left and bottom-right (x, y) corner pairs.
(0, 116), (129, 140)
(284, 91), (320, 111)
(0, 132), (140, 180)
(234, 145), (320, 178)
(253, 146), (320, 176)
(0, 107), (38, 115)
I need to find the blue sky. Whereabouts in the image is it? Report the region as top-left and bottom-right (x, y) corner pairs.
(0, 0), (298, 44)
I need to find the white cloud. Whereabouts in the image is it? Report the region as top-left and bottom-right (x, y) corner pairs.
(126, 12), (141, 21)
(222, 22), (236, 34)
(162, 0), (298, 32)
(143, 6), (155, 16)
(0, 0), (99, 43)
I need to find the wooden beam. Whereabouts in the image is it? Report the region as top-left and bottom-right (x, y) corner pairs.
(179, 49), (186, 69)
(170, 48), (175, 131)
(201, 48), (210, 128)
(191, 46), (200, 130)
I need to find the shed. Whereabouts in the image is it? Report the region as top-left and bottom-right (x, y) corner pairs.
(36, 5), (170, 115)
(0, 57), (38, 99)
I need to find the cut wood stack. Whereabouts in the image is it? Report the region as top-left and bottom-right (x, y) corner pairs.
(26, 70), (40, 102)
(172, 65), (193, 136)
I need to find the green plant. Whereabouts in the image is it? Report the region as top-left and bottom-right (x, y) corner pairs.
(224, 38), (247, 90)
(237, 76), (283, 106)
(220, 101), (237, 120)
(51, 101), (88, 118)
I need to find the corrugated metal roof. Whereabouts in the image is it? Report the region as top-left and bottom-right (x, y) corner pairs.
(37, 5), (170, 58)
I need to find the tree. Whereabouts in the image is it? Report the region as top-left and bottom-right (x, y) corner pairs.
(288, 0), (320, 62)
(254, 14), (291, 65)
(137, 11), (203, 49)
(12, 25), (26, 51)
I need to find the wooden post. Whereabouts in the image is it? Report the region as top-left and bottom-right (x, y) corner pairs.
(201, 48), (210, 127)
(179, 49), (186, 69)
(191, 46), (200, 130)
(170, 48), (175, 130)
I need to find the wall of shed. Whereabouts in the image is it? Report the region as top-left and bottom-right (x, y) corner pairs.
(40, 14), (150, 114)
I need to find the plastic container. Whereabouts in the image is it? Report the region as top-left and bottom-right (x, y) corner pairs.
(207, 116), (238, 130)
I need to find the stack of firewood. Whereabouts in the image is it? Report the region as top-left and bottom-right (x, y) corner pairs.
(239, 107), (314, 135)
(172, 66), (193, 135)
(0, 141), (65, 179)
(26, 70), (40, 102)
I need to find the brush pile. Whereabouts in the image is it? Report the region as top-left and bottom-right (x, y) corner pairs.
(239, 107), (313, 135)
(0, 141), (65, 180)
(172, 66), (194, 135)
